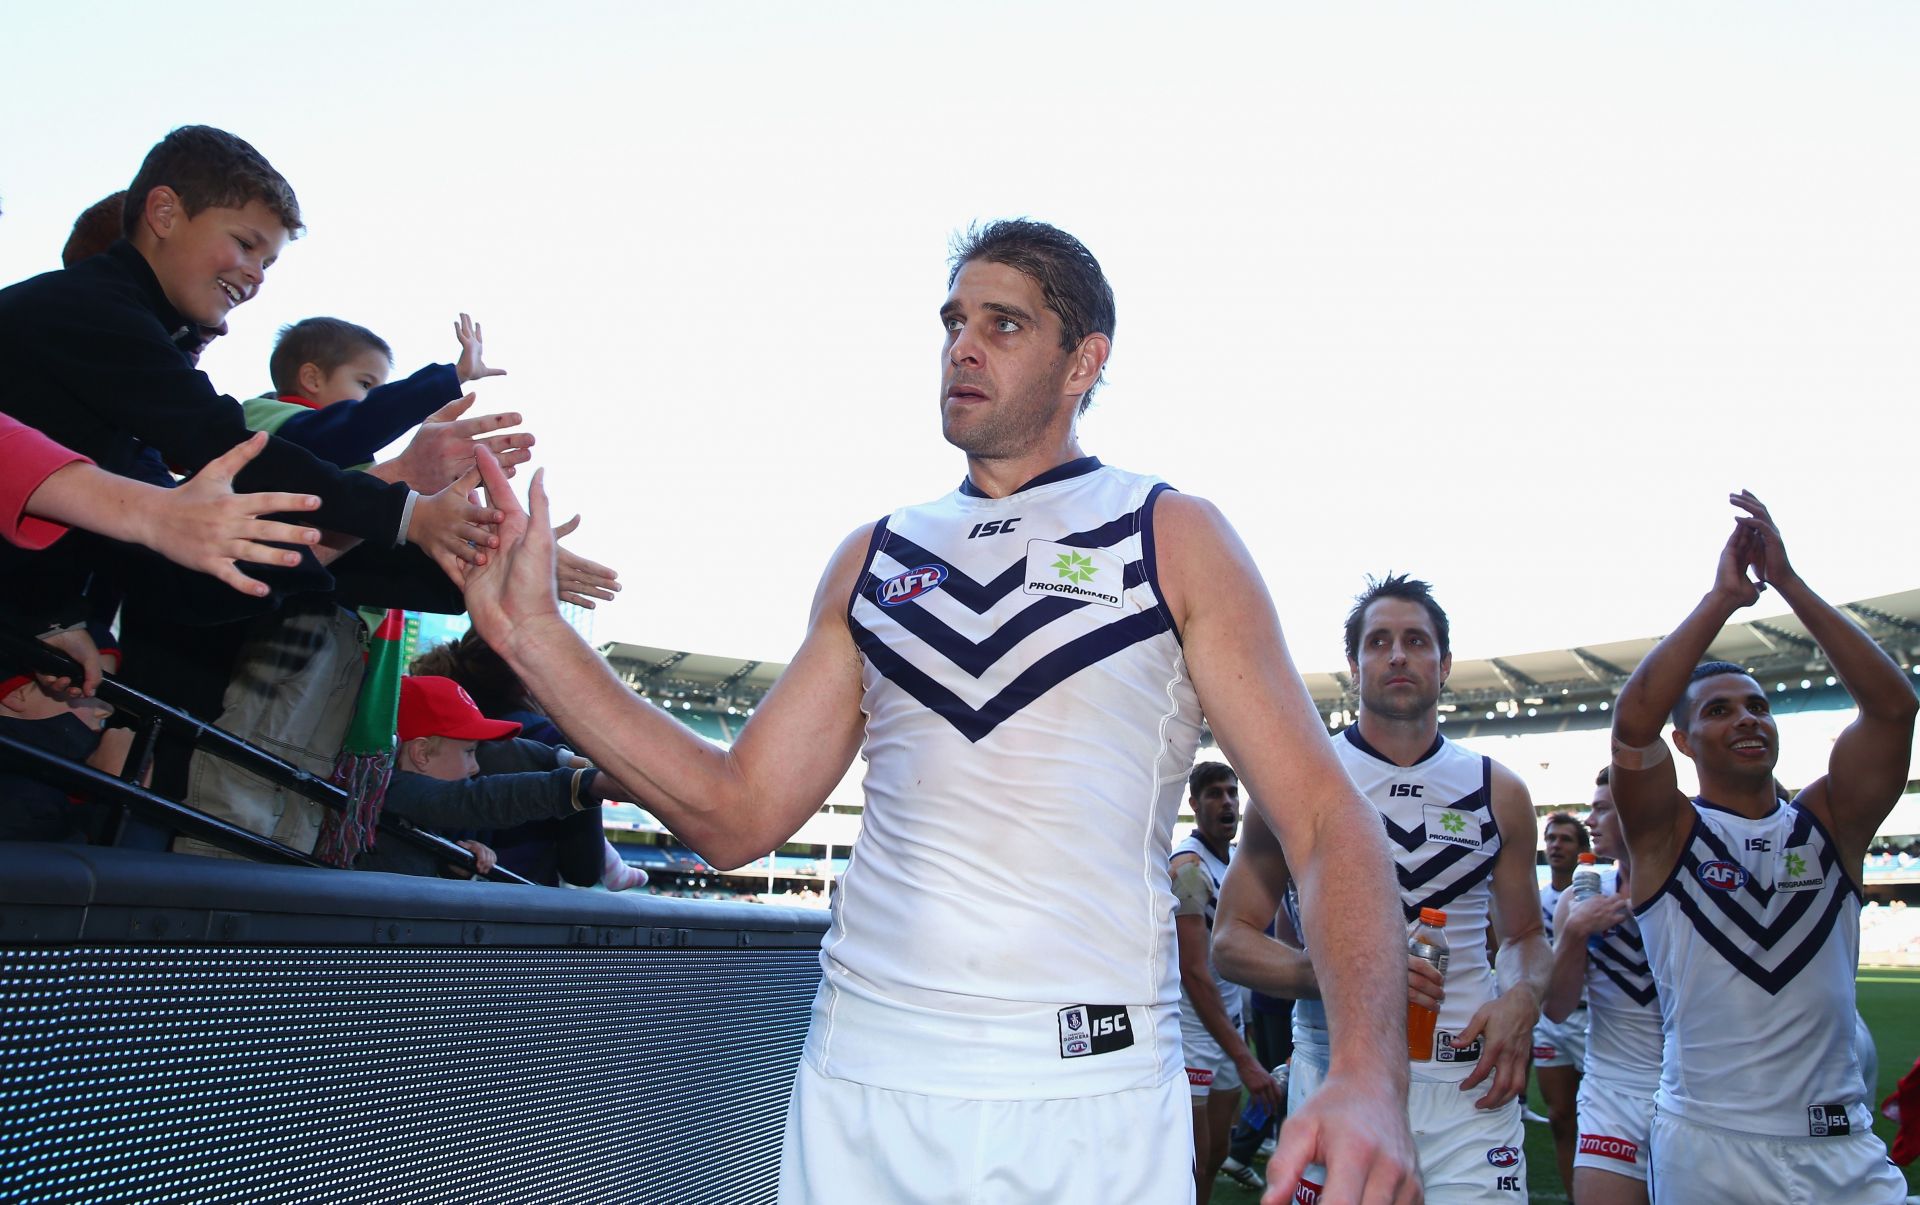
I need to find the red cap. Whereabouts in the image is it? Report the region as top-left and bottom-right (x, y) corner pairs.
(398, 675), (522, 743)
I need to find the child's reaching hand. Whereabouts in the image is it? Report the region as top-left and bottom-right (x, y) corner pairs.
(454, 313), (506, 385)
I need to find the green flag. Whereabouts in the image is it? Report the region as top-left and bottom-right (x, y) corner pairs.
(315, 608), (405, 867)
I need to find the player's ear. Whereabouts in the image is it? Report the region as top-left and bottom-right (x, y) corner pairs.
(1066, 332), (1110, 397)
(1438, 650), (1453, 689)
(1669, 725), (1694, 761)
(298, 362), (325, 397)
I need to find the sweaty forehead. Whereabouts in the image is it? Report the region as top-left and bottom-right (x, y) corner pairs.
(945, 258), (1049, 313)
(1362, 597), (1437, 640)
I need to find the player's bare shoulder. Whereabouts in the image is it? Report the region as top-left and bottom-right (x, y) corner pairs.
(1146, 490), (1259, 633)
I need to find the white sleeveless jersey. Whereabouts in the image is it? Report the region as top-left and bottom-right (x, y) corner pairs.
(1540, 878), (1585, 1012)
(811, 458), (1202, 1099)
(1581, 866), (1661, 1091)
(1290, 728), (1502, 1082)
(1635, 798), (1868, 1137)
(1172, 832), (1240, 1025)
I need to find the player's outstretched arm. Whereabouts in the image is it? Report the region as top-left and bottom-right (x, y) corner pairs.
(458, 450), (868, 867)
(1733, 492), (1918, 867)
(1454, 765), (1550, 1109)
(1610, 518), (1759, 893)
(1155, 493), (1419, 1205)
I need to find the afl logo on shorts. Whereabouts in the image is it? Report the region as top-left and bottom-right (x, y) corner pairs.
(877, 565), (947, 607)
(1485, 1146), (1520, 1168)
(1698, 860), (1748, 891)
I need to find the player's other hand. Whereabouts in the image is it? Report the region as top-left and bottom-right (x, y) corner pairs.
(458, 448), (570, 661)
(453, 839), (497, 877)
(1564, 892), (1631, 942)
(1452, 987), (1537, 1110)
(1711, 517), (1762, 610)
(390, 394), (534, 492)
(1264, 1069), (1421, 1204)
(1729, 490), (1799, 590)
(1237, 1056), (1284, 1119)
(1407, 953), (1445, 1014)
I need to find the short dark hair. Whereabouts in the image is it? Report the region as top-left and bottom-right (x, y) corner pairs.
(1188, 761), (1235, 796)
(270, 317), (393, 396)
(1670, 660), (1753, 731)
(63, 191), (127, 267)
(123, 125), (302, 239)
(948, 219), (1115, 413)
(410, 629), (536, 719)
(1594, 766), (1611, 787)
(1544, 810), (1590, 851)
(1344, 573), (1451, 662)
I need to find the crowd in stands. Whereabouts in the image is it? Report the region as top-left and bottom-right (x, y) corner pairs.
(0, 124), (652, 889)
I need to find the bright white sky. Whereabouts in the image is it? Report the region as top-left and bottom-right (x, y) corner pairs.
(4, 3), (1914, 670)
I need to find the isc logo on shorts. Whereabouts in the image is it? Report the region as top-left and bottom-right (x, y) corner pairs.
(1057, 1004), (1134, 1059)
(1807, 1103), (1852, 1137)
(1578, 1134), (1639, 1163)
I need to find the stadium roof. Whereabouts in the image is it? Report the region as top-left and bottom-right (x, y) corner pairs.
(602, 587), (1920, 737)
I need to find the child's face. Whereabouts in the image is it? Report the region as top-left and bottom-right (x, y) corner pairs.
(417, 737), (480, 782)
(302, 348), (392, 407)
(147, 198), (290, 328)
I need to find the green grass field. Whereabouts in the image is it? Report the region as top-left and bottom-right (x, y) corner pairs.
(1213, 967), (1919, 1203)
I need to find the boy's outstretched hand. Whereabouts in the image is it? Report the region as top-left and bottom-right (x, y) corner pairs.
(552, 514), (622, 609)
(146, 431), (324, 597)
(454, 313), (507, 385)
(456, 448), (567, 660)
(406, 466), (501, 579)
(382, 395), (534, 492)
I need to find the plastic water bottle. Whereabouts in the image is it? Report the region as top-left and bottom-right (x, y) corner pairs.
(1571, 852), (1602, 905)
(1407, 907), (1449, 1061)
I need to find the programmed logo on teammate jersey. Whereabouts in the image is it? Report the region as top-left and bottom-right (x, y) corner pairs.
(1425, 803), (1481, 850)
(1022, 540), (1123, 608)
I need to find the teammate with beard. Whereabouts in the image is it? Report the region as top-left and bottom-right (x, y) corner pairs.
(1530, 811), (1588, 1195)
(1542, 770), (1658, 1204)
(1215, 574), (1549, 1202)
(1608, 493), (1912, 1204)
(1172, 761), (1283, 1202)
(454, 221), (1419, 1204)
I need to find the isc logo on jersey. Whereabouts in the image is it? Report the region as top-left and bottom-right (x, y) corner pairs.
(1698, 860), (1748, 891)
(877, 565), (947, 607)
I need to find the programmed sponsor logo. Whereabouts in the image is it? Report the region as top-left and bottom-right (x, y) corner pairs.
(1776, 844), (1824, 892)
(1578, 1134), (1638, 1163)
(877, 564), (947, 607)
(1697, 860), (1748, 892)
(1486, 1146), (1521, 1168)
(1023, 540), (1124, 608)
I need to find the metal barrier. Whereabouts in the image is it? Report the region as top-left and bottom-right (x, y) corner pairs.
(0, 843), (829, 1204)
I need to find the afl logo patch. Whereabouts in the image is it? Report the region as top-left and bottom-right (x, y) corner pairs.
(877, 564), (947, 607)
(1698, 860), (1748, 892)
(1486, 1146), (1520, 1168)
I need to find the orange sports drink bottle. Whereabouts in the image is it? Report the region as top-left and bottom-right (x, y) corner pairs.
(1407, 907), (1450, 1061)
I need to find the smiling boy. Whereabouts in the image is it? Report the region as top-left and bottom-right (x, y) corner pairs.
(0, 126), (498, 594)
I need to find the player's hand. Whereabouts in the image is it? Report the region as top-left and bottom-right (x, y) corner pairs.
(407, 466), (501, 578)
(16, 626), (102, 704)
(1264, 1069), (1421, 1205)
(1452, 987), (1537, 1110)
(1407, 953), (1445, 1013)
(1564, 892), (1631, 941)
(142, 432), (324, 596)
(458, 448), (569, 661)
(552, 514), (621, 608)
(1711, 519), (1762, 610)
(454, 313), (507, 384)
(1237, 1056), (1284, 1119)
(454, 839), (497, 877)
(1730, 490), (1799, 590)
(388, 395), (534, 492)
